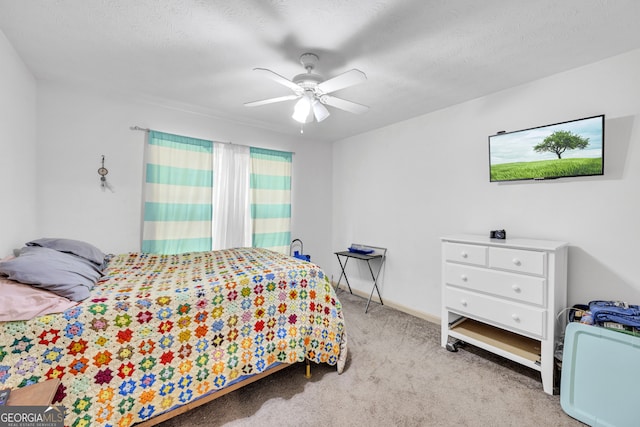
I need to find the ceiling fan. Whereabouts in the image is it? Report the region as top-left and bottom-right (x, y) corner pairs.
(244, 53), (369, 124)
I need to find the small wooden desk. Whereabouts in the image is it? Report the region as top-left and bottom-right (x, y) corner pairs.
(335, 245), (387, 313)
(6, 378), (60, 406)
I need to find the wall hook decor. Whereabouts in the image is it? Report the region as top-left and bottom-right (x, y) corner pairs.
(98, 155), (114, 192)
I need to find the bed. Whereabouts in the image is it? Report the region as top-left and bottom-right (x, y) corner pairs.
(0, 243), (346, 426)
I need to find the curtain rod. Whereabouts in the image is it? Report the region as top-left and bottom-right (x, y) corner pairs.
(130, 126), (295, 154)
(130, 125), (231, 145)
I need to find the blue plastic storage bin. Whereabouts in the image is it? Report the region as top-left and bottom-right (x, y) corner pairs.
(561, 322), (640, 426)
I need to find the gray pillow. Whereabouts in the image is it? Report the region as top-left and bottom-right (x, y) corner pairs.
(0, 246), (103, 301)
(26, 237), (106, 267)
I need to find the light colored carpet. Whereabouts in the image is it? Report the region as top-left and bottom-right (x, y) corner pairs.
(157, 291), (584, 427)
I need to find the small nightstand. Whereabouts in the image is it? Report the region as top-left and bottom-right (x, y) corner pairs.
(6, 378), (60, 406)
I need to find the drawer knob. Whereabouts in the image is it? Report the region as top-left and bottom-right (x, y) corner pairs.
(512, 284), (521, 293)
(461, 252), (468, 259)
(461, 300), (467, 307)
(511, 314), (520, 322)
(461, 275), (468, 282)
(512, 258), (522, 266)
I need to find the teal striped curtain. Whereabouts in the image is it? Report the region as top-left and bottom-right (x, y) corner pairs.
(250, 147), (292, 253)
(142, 131), (213, 254)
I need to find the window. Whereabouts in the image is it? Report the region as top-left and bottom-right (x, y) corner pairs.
(142, 130), (292, 254)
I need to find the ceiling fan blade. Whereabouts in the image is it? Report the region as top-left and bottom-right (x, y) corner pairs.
(312, 100), (330, 122)
(321, 95), (369, 114)
(244, 94), (300, 107)
(317, 69), (367, 94)
(253, 68), (302, 93)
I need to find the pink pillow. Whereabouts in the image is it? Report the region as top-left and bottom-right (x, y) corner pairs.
(0, 277), (78, 321)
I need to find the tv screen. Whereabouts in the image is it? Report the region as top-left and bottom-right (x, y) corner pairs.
(489, 115), (604, 182)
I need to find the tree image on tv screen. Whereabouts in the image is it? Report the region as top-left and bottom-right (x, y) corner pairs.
(533, 130), (589, 159)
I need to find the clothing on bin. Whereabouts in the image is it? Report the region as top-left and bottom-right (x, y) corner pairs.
(588, 300), (640, 328)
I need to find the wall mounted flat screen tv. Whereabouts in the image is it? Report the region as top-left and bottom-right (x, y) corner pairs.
(489, 115), (604, 182)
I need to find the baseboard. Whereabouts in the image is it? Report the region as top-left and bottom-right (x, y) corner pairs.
(332, 282), (441, 325)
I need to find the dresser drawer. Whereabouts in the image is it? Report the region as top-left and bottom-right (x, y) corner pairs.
(444, 263), (546, 305)
(444, 287), (545, 338)
(443, 242), (487, 266)
(489, 247), (546, 276)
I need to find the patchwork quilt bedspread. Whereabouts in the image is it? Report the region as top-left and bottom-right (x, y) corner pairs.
(0, 248), (345, 426)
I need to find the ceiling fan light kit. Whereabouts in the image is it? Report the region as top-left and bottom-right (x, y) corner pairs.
(245, 52), (369, 127)
(292, 93), (313, 123)
(312, 99), (330, 122)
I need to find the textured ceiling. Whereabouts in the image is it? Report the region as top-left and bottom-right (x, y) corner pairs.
(2, 0), (640, 141)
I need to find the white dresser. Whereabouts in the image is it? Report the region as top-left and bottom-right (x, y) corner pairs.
(440, 234), (568, 394)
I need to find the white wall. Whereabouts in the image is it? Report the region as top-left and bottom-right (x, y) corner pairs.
(7, 28), (639, 318)
(0, 30), (38, 255)
(35, 83), (334, 269)
(332, 48), (640, 319)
